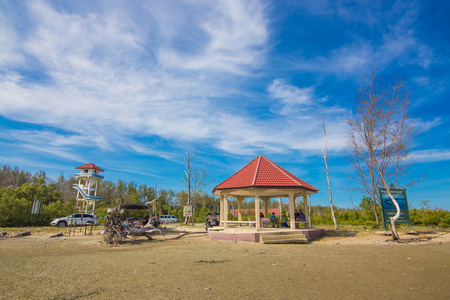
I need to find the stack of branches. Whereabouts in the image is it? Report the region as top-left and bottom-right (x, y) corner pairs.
(103, 205), (127, 245)
(103, 203), (164, 245)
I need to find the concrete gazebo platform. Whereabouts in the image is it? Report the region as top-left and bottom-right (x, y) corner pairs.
(210, 155), (325, 243)
(208, 227), (325, 243)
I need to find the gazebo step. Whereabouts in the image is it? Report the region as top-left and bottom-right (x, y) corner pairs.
(259, 231), (305, 236)
(260, 233), (306, 240)
(262, 237), (309, 244)
(260, 233), (307, 243)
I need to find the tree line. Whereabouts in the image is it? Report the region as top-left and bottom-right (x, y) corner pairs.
(1, 164), (448, 228)
(225, 196), (450, 229)
(0, 165), (218, 227)
(309, 197), (450, 229)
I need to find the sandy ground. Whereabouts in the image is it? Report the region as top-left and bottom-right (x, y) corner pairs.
(0, 226), (449, 300)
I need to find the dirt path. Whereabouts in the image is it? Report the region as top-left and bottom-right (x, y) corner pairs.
(0, 229), (449, 299)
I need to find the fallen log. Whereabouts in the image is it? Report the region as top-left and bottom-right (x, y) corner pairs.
(16, 231), (31, 237)
(159, 228), (207, 239)
(130, 227), (163, 237)
(50, 233), (64, 238)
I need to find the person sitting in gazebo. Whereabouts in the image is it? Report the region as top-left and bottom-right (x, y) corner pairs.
(270, 212), (280, 228)
(298, 209), (306, 221)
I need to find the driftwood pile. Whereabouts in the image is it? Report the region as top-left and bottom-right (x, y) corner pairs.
(103, 205), (163, 245)
(103, 202), (207, 245)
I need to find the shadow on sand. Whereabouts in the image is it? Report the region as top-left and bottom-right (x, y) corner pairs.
(324, 230), (359, 237)
(387, 230), (448, 244)
(311, 230), (359, 241)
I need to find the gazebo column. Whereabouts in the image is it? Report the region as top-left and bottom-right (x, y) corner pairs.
(223, 193), (229, 228)
(308, 195), (312, 228)
(219, 195), (224, 225)
(262, 196), (269, 218)
(288, 191), (295, 230)
(303, 193), (310, 228)
(237, 196), (243, 227)
(255, 193), (260, 229)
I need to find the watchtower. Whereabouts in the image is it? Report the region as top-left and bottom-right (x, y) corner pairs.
(73, 163), (104, 213)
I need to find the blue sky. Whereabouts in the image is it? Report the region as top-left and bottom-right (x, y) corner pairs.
(1, 1), (449, 209)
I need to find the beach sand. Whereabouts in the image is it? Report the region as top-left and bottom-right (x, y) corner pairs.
(0, 227), (449, 299)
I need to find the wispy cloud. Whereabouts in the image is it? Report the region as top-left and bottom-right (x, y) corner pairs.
(0, 129), (87, 161)
(0, 0), (352, 162)
(413, 117), (442, 132)
(0, 1), (272, 159)
(290, 1), (433, 77)
(267, 79), (349, 152)
(268, 78), (323, 115)
(0, 15), (24, 68)
(154, 0), (268, 75)
(0, 0), (446, 171)
(411, 149), (450, 163)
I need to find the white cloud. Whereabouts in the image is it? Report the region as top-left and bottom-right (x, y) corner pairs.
(155, 0), (268, 75)
(0, 1), (275, 160)
(297, 0), (381, 25)
(291, 1), (433, 77)
(269, 79), (315, 105)
(0, 17), (24, 68)
(413, 117), (442, 132)
(0, 129), (85, 162)
(411, 149), (450, 163)
(268, 78), (328, 116)
(0, 0), (438, 166)
(296, 42), (374, 77)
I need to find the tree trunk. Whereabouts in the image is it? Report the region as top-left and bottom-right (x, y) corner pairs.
(362, 123), (400, 240)
(322, 114), (339, 230)
(372, 194), (380, 227)
(185, 152), (191, 225)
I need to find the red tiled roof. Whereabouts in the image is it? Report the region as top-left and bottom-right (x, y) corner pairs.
(75, 163), (104, 172)
(213, 155), (318, 192)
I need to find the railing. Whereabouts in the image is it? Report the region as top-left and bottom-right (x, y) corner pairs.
(74, 173), (104, 179)
(72, 184), (101, 200)
(221, 219), (267, 228)
(221, 219), (307, 229)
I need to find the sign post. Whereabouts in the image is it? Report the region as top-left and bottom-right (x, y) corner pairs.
(28, 199), (44, 226)
(183, 205), (192, 224)
(379, 186), (412, 231)
(183, 205), (192, 217)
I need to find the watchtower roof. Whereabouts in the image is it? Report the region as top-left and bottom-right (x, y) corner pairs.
(75, 163), (104, 172)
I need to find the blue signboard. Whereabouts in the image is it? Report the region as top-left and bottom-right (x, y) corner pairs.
(379, 187), (412, 230)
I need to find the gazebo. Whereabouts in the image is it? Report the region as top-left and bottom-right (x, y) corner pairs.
(212, 155), (320, 239)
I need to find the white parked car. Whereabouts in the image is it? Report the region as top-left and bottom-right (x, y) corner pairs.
(50, 213), (98, 227)
(159, 215), (179, 223)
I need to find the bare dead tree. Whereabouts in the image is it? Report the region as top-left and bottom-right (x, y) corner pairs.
(183, 152), (191, 224)
(346, 70), (420, 227)
(322, 113), (339, 230)
(191, 152), (197, 225)
(362, 124), (400, 240)
(191, 151), (209, 225)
